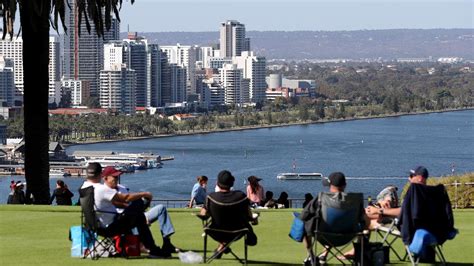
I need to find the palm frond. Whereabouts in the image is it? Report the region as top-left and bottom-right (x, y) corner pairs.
(0, 0), (133, 39)
(1, 0), (19, 40)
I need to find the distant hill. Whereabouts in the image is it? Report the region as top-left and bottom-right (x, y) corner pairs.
(122, 29), (474, 60)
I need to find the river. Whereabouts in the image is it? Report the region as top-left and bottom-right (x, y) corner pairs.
(1, 110), (473, 204)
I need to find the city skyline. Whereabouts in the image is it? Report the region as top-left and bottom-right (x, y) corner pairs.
(118, 0), (473, 32)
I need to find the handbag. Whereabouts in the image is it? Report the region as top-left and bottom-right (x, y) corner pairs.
(114, 234), (141, 257)
(289, 212), (305, 242)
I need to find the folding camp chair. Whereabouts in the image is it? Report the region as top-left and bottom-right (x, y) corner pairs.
(311, 192), (366, 266)
(404, 228), (457, 266)
(400, 184), (457, 266)
(203, 219), (249, 265)
(198, 195), (256, 265)
(374, 218), (407, 261)
(79, 186), (118, 259)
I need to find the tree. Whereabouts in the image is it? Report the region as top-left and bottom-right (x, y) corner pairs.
(1, 0), (133, 204)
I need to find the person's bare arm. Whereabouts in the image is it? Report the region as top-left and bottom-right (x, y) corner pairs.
(366, 205), (401, 218)
(112, 191), (152, 206)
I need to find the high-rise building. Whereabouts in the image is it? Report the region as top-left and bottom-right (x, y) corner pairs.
(160, 57), (187, 105)
(63, 0), (120, 98)
(161, 44), (197, 97)
(61, 79), (84, 106)
(99, 64), (136, 114)
(0, 36), (61, 103)
(219, 64), (242, 105)
(233, 51), (266, 103)
(123, 38), (148, 107)
(219, 20), (249, 58)
(148, 44), (162, 108)
(0, 56), (15, 107)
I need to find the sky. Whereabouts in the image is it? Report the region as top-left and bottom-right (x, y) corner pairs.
(117, 0), (474, 32)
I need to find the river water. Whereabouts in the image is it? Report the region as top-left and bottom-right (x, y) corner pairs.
(1, 110), (473, 204)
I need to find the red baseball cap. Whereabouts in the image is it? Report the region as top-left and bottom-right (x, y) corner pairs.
(101, 166), (122, 178)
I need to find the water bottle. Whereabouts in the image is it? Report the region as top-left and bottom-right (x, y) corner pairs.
(178, 251), (203, 264)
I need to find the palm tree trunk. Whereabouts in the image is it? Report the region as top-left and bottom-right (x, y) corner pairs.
(20, 0), (51, 204)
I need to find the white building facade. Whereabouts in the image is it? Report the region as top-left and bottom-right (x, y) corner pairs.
(99, 64), (136, 114)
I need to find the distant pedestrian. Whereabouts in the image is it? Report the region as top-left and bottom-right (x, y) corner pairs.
(277, 191), (290, 208)
(246, 176), (264, 207)
(9, 180), (15, 193)
(50, 180), (74, 205)
(8, 181), (26, 204)
(188, 175), (208, 208)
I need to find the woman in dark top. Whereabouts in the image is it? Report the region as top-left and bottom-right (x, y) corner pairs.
(50, 180), (74, 205)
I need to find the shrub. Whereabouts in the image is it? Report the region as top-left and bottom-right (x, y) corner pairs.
(401, 173), (474, 208)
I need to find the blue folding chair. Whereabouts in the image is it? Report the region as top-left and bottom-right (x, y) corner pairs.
(311, 192), (366, 265)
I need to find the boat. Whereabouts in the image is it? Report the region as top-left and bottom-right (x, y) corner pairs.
(277, 173), (324, 180)
(49, 168), (70, 178)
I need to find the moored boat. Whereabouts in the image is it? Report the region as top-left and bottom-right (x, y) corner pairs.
(277, 172), (324, 180)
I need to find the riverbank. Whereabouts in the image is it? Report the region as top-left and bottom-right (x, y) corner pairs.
(64, 107), (473, 147)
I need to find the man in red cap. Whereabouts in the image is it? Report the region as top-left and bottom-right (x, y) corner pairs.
(102, 166), (180, 255)
(81, 163), (169, 258)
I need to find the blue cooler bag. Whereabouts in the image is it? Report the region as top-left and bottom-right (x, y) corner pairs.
(69, 226), (94, 257)
(289, 212), (305, 242)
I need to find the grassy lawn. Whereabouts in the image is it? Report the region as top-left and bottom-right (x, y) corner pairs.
(0, 205), (472, 265)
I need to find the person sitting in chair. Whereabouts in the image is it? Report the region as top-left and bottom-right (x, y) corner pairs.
(300, 172), (366, 265)
(101, 166), (180, 254)
(80, 163), (170, 258)
(200, 170), (258, 259)
(399, 166), (456, 263)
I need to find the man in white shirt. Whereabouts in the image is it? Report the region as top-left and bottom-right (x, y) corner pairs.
(81, 163), (169, 258)
(103, 166), (179, 254)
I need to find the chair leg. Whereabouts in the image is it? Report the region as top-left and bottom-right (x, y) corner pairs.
(204, 233), (208, 263)
(435, 245), (446, 265)
(244, 234), (248, 266)
(406, 245), (416, 266)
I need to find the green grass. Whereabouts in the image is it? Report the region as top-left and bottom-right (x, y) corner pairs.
(0, 205), (473, 265)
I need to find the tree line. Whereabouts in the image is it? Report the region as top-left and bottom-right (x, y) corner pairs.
(4, 62), (473, 142)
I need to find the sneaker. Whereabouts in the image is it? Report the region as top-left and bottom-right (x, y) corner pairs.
(303, 256), (312, 266)
(318, 254), (327, 265)
(148, 247), (171, 259)
(162, 242), (181, 254)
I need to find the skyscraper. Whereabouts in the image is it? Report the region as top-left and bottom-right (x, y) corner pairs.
(219, 64), (243, 105)
(0, 36), (61, 104)
(233, 51), (266, 103)
(148, 44), (162, 108)
(160, 44), (197, 97)
(63, 0), (120, 99)
(0, 56), (15, 107)
(219, 20), (250, 58)
(123, 36), (148, 107)
(99, 64), (136, 114)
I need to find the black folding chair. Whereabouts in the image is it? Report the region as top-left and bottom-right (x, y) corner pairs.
(198, 194), (255, 265)
(203, 221), (249, 265)
(400, 184), (457, 266)
(312, 192), (366, 266)
(79, 186), (118, 259)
